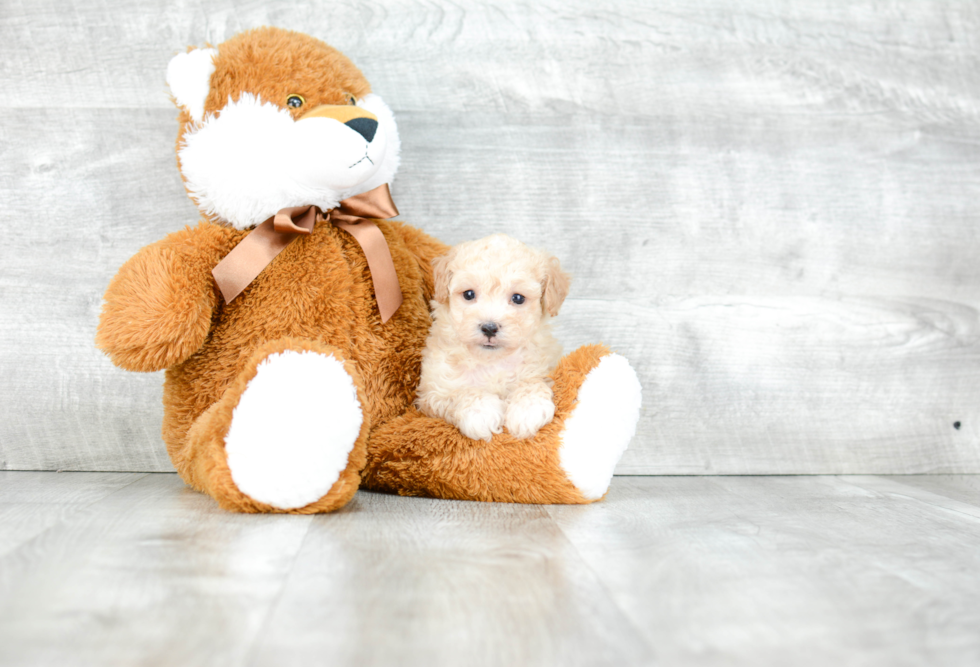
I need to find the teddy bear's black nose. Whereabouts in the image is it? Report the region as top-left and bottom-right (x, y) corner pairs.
(345, 117), (378, 143)
(480, 322), (499, 338)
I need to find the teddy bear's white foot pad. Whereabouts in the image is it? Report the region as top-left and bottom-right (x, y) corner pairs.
(559, 354), (642, 500)
(225, 350), (363, 510)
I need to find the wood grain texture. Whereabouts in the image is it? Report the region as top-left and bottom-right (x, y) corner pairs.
(0, 472), (315, 666)
(0, 109), (191, 472)
(882, 473), (980, 507)
(2, 472), (979, 666)
(2, 1), (980, 472)
(0, 471), (146, 557)
(248, 491), (654, 666)
(547, 475), (980, 667)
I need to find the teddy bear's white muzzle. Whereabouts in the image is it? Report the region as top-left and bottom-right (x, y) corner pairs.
(178, 93), (398, 229)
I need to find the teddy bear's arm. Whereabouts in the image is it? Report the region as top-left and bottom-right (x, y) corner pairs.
(96, 224), (225, 372)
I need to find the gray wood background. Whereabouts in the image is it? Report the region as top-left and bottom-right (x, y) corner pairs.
(2, 0), (979, 474)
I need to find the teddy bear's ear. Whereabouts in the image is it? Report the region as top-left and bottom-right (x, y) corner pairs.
(166, 47), (218, 123)
(542, 256), (571, 317)
(432, 250), (455, 305)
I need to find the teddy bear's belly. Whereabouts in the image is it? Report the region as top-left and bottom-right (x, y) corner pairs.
(161, 225), (428, 454)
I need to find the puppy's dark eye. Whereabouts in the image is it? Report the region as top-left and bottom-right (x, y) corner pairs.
(286, 94), (305, 109)
(511, 294), (526, 305)
(463, 290), (476, 301)
(345, 92), (357, 106)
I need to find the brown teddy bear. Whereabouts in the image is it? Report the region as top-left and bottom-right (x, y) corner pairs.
(96, 27), (642, 513)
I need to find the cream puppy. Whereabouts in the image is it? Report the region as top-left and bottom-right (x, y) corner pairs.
(417, 234), (571, 441)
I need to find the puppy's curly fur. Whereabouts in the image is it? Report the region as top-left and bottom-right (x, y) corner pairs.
(416, 234), (571, 441)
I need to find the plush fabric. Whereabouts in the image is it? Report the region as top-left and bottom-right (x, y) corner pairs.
(364, 345), (614, 504)
(96, 27), (641, 513)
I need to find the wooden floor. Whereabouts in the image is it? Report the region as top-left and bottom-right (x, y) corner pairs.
(0, 473), (978, 666)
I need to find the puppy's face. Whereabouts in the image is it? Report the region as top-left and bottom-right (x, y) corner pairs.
(432, 235), (570, 354)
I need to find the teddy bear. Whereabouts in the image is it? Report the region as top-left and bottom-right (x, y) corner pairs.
(95, 26), (642, 513)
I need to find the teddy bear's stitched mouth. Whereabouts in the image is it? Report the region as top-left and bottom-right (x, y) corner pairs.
(348, 150), (374, 169)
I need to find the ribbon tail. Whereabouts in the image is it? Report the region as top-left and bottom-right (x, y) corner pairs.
(332, 218), (403, 322)
(212, 218), (298, 303)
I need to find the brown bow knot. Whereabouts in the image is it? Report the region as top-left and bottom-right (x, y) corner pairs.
(212, 183), (403, 323)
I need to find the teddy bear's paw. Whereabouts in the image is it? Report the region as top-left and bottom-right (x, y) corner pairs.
(559, 354), (642, 500)
(456, 394), (505, 442)
(504, 389), (555, 440)
(224, 350), (363, 510)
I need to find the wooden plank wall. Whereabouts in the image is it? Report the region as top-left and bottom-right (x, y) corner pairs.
(2, 0), (979, 474)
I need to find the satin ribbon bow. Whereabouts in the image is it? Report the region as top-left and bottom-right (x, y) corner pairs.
(211, 183), (403, 323)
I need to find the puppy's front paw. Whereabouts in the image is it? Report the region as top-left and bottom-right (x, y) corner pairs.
(456, 394), (505, 441)
(505, 392), (556, 440)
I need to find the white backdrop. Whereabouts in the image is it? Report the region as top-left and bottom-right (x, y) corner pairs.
(2, 0), (979, 474)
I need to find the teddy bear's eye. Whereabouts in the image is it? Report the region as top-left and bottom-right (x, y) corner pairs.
(511, 294), (526, 305)
(286, 94), (305, 109)
(463, 290), (476, 301)
(345, 92), (357, 106)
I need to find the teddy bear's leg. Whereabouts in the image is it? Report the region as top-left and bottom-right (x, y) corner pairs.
(362, 344), (642, 504)
(553, 348), (644, 501)
(176, 338), (370, 513)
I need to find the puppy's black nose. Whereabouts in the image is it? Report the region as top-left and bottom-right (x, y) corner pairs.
(345, 117), (378, 142)
(480, 322), (499, 338)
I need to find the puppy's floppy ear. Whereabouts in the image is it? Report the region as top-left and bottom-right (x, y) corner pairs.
(432, 249), (455, 304)
(541, 256), (571, 317)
